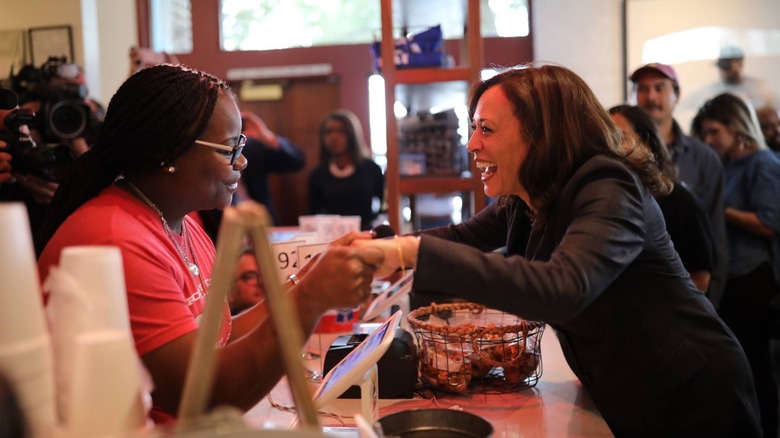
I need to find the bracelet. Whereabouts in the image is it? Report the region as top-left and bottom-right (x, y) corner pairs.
(287, 273), (300, 285)
(394, 235), (406, 276)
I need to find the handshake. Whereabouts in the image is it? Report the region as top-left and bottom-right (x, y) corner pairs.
(289, 226), (419, 319)
(350, 227), (419, 278)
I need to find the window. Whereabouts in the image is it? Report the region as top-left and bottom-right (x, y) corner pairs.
(150, 0), (193, 54)
(221, 0), (381, 51)
(219, 0), (529, 52)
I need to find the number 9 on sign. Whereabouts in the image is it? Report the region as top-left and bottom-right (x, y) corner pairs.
(270, 240), (305, 281)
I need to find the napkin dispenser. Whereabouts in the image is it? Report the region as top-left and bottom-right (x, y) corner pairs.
(323, 328), (416, 399)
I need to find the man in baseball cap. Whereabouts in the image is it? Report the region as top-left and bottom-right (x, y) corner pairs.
(715, 46), (745, 84)
(630, 62), (728, 309)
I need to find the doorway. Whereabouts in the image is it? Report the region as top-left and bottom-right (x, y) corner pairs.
(235, 75), (340, 226)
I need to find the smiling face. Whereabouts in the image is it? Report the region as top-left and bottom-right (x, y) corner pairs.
(467, 85), (529, 201)
(174, 91), (247, 211)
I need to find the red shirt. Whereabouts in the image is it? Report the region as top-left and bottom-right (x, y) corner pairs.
(38, 185), (231, 422)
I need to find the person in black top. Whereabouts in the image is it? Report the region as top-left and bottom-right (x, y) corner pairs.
(609, 104), (716, 292)
(239, 111), (305, 225)
(630, 62), (728, 307)
(308, 109), (384, 230)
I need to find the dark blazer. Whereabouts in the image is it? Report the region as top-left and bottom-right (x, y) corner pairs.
(414, 155), (760, 437)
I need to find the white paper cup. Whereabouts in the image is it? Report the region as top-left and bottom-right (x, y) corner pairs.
(335, 216), (361, 237)
(315, 215), (340, 242)
(58, 246), (129, 332)
(0, 335), (57, 433)
(297, 216), (319, 237)
(67, 331), (146, 437)
(0, 203), (48, 346)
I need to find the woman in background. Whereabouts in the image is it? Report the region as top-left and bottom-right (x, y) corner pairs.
(230, 249), (265, 315)
(692, 92), (780, 438)
(308, 109), (384, 230)
(609, 104), (716, 292)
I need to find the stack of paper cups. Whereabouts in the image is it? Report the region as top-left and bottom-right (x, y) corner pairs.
(48, 246), (146, 436)
(58, 246), (131, 333)
(0, 203), (57, 435)
(68, 331), (146, 436)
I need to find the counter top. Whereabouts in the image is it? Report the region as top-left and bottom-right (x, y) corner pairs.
(243, 325), (614, 437)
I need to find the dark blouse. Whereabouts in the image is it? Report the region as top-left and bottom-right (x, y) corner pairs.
(308, 159), (384, 230)
(656, 183), (716, 273)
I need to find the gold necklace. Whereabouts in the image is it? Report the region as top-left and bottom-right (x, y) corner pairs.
(124, 180), (201, 277)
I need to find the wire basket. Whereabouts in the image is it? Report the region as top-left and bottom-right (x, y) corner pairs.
(407, 302), (545, 393)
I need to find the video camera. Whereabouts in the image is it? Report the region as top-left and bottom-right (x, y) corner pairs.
(4, 56), (102, 143)
(0, 86), (74, 183)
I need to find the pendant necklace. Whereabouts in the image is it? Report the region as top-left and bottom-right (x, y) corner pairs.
(329, 161), (355, 178)
(124, 180), (201, 277)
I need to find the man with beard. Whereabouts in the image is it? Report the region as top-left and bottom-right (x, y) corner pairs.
(757, 106), (780, 152)
(630, 63), (729, 308)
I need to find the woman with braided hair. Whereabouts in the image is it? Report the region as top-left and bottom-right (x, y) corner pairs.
(36, 64), (383, 423)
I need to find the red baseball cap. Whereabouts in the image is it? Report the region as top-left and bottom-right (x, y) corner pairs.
(629, 63), (679, 84)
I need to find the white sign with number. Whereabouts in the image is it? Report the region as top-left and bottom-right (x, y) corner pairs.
(297, 242), (330, 269)
(270, 240), (306, 281)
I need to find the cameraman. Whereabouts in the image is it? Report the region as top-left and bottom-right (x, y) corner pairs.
(0, 105), (91, 234)
(0, 59), (98, 233)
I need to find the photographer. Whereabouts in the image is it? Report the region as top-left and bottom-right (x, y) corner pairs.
(0, 58), (101, 233)
(0, 103), (59, 233)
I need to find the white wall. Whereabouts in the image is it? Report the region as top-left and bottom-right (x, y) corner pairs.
(0, 0), (84, 74)
(0, 0), (136, 104)
(94, 0), (137, 103)
(626, 0), (780, 131)
(5, 0), (776, 117)
(532, 0), (780, 129)
(532, 0), (626, 108)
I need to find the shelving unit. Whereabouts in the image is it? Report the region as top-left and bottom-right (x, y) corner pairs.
(379, 0), (487, 233)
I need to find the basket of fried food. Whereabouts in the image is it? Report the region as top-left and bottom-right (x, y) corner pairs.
(407, 302), (545, 393)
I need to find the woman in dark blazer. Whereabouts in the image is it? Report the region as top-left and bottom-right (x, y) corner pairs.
(356, 64), (760, 437)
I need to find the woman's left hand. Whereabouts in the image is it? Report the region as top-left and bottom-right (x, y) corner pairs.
(330, 230), (375, 246)
(352, 235), (420, 278)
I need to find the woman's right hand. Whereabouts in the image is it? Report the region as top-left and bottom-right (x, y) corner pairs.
(296, 245), (384, 315)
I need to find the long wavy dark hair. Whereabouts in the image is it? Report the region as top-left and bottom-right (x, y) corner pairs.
(608, 104), (678, 184)
(468, 64), (670, 224)
(690, 92), (768, 156)
(35, 64), (231, 254)
(317, 109), (371, 166)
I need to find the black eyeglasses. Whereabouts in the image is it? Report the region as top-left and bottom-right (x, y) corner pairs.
(195, 133), (247, 165)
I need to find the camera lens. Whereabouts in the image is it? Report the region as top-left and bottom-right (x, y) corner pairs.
(37, 144), (74, 182)
(48, 100), (87, 139)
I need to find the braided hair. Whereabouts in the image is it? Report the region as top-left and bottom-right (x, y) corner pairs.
(35, 64), (231, 254)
